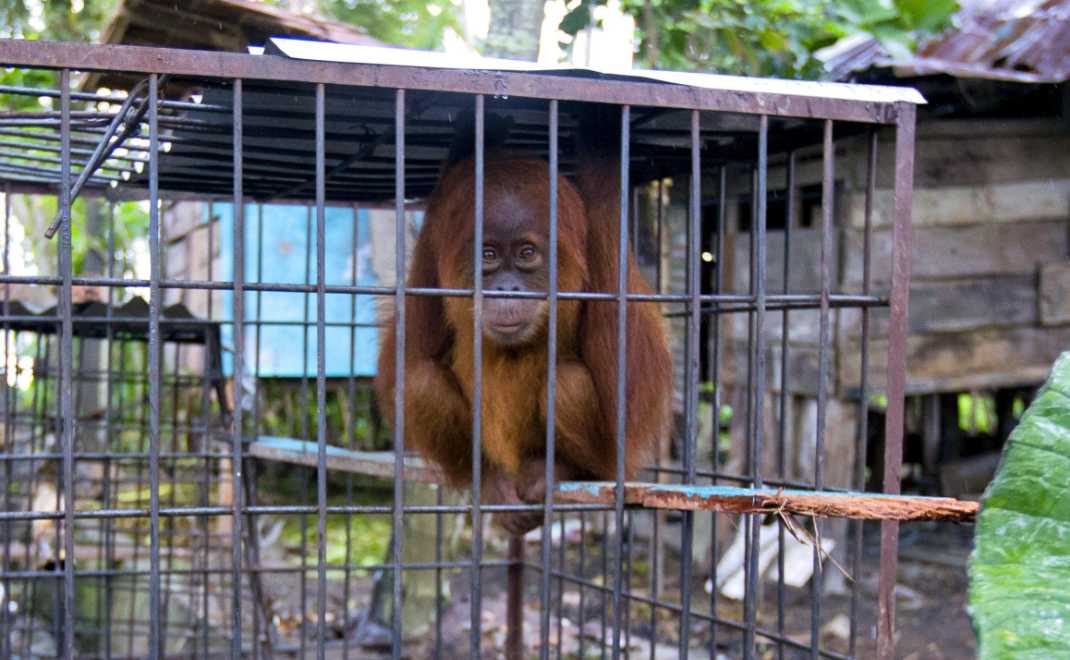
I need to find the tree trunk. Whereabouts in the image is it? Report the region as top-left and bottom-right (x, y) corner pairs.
(483, 0), (545, 60)
(642, 0), (658, 67)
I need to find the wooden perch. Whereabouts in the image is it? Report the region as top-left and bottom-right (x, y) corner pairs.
(555, 482), (979, 522)
(247, 438), (978, 522)
(247, 436), (441, 483)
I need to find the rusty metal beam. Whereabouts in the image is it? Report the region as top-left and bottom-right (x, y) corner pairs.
(0, 39), (907, 124)
(877, 101), (917, 660)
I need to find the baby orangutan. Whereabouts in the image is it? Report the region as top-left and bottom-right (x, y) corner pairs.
(375, 155), (672, 535)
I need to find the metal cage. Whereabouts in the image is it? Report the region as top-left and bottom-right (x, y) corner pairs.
(0, 38), (945, 660)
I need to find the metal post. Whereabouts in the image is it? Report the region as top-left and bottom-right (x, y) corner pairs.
(506, 537), (525, 659)
(877, 102), (916, 660)
(611, 105), (631, 660)
(392, 88), (408, 660)
(537, 97), (560, 660)
(229, 77), (246, 660)
(314, 82), (328, 660)
(470, 93), (485, 660)
(57, 66), (76, 660)
(746, 112), (770, 657)
(850, 129), (878, 657)
(680, 109), (701, 657)
(147, 72), (163, 660)
(812, 119), (835, 659)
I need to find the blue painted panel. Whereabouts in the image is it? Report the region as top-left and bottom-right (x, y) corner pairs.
(215, 203), (382, 378)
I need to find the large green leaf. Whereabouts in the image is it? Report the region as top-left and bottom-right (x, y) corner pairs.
(968, 351), (1070, 658)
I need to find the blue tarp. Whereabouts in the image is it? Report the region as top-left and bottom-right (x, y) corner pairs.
(215, 203), (381, 378)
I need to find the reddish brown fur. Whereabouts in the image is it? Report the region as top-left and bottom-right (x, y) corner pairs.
(374, 154), (673, 518)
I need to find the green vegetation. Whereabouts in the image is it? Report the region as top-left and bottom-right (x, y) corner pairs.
(0, 0), (117, 42)
(281, 512), (392, 568)
(253, 379), (389, 451)
(0, 0), (461, 50)
(319, 0), (460, 50)
(562, 0), (958, 77)
(968, 352), (1070, 657)
(958, 391), (996, 436)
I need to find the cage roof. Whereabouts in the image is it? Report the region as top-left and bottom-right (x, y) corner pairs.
(0, 38), (924, 205)
(139, 41), (922, 204)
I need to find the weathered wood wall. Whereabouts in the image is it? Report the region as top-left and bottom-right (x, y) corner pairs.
(654, 117), (1070, 572)
(721, 117), (1070, 399)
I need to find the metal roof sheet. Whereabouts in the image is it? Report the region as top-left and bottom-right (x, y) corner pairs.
(267, 37), (926, 106)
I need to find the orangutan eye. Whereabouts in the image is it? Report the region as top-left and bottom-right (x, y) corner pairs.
(482, 246), (498, 262)
(517, 244), (536, 261)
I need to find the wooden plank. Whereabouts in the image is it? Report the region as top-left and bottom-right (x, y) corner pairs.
(841, 325), (1070, 394)
(555, 482), (978, 522)
(874, 131), (1070, 189)
(907, 276), (1037, 332)
(731, 306), (821, 345)
(917, 130), (1070, 185)
(728, 229), (831, 295)
(744, 272), (1035, 346)
(844, 178), (1070, 229)
(718, 339), (831, 397)
(839, 275), (1037, 341)
(843, 220), (1069, 287)
(1039, 261), (1070, 326)
(769, 343), (828, 397)
(914, 118), (1066, 139)
(723, 122), (1070, 198)
(247, 436), (441, 483)
(244, 440), (977, 521)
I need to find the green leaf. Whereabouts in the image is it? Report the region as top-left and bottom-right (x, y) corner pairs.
(968, 351), (1070, 658)
(895, 0), (958, 34)
(836, 0), (898, 26)
(868, 23), (916, 60)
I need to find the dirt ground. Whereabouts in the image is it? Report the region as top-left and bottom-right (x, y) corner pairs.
(426, 519), (978, 659)
(265, 517), (977, 659)
(856, 521), (977, 660)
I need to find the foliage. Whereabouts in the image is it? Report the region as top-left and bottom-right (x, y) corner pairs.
(23, 195), (150, 276)
(252, 379), (389, 451)
(0, 1), (147, 278)
(968, 351), (1070, 657)
(317, 0), (460, 50)
(958, 391), (997, 435)
(561, 0), (959, 78)
(0, 0), (118, 42)
(282, 513), (392, 568)
(0, 0), (119, 112)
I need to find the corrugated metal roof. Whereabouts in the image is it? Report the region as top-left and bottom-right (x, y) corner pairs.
(818, 0), (1070, 83)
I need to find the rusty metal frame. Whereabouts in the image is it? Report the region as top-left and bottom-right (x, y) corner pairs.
(0, 40), (910, 124)
(0, 37), (920, 660)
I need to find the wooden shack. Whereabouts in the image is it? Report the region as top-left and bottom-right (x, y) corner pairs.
(707, 0), (1070, 519)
